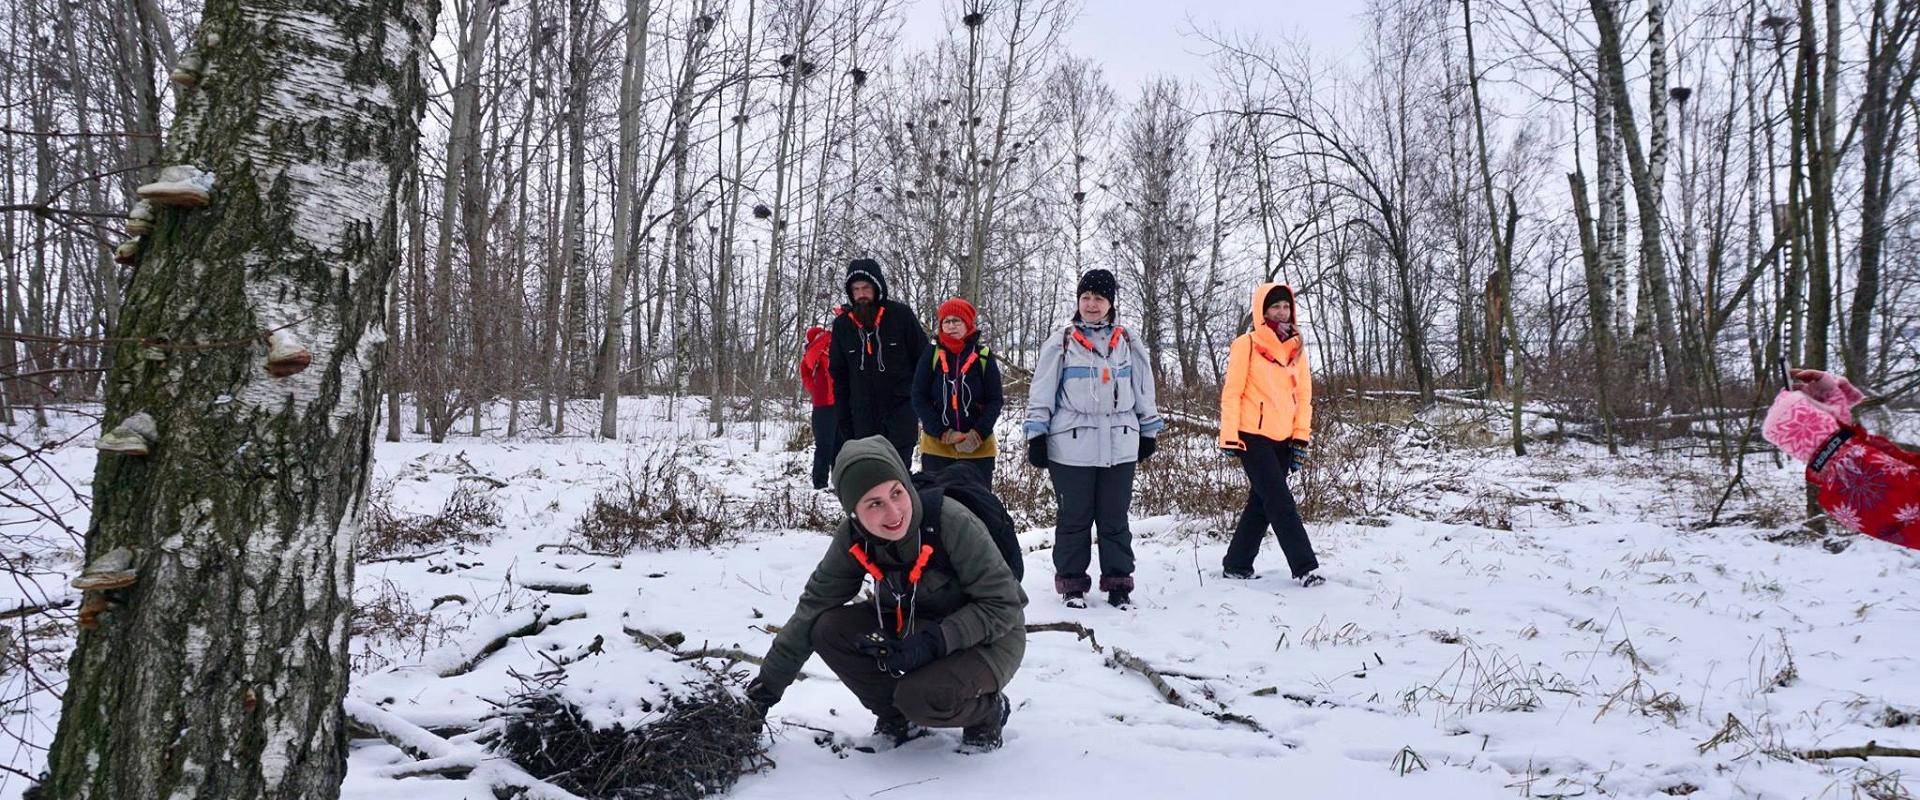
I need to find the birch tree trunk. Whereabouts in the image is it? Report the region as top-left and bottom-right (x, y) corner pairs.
(1590, 0), (1686, 399)
(38, 0), (433, 795)
(598, 0), (652, 439)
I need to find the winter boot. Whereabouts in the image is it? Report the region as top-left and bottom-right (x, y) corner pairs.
(1298, 572), (1326, 588)
(865, 714), (926, 751)
(1222, 568), (1256, 580)
(1062, 591), (1088, 609)
(1106, 589), (1133, 609)
(960, 694), (1012, 753)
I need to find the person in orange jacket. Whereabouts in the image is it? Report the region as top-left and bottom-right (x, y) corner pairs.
(1217, 282), (1322, 587)
(801, 324), (838, 490)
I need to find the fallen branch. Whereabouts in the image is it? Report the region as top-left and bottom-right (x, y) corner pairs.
(1108, 648), (1267, 734)
(431, 605), (587, 678)
(344, 698), (585, 799)
(1026, 621), (1103, 653)
(537, 634), (606, 669)
(362, 547), (449, 564)
(1798, 742), (1920, 760)
(672, 646), (766, 666)
(344, 698), (458, 761)
(366, 754), (475, 780)
(533, 543), (623, 557)
(457, 474), (509, 489)
(521, 580), (592, 595)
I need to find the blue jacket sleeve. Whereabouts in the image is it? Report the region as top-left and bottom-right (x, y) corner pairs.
(1024, 332), (1064, 439)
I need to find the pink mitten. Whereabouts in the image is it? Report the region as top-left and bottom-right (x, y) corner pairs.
(1789, 368), (1864, 424)
(1763, 390), (1844, 462)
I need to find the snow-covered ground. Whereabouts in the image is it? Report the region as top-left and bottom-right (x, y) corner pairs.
(5, 397), (1920, 799)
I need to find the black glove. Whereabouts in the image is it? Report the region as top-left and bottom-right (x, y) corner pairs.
(1284, 439), (1308, 474)
(744, 678), (780, 721)
(1138, 434), (1157, 461)
(1026, 436), (1049, 469)
(857, 627), (947, 676)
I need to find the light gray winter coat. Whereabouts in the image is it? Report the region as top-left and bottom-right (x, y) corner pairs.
(1023, 318), (1164, 467)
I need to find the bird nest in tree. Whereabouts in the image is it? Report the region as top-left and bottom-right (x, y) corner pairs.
(497, 683), (771, 799)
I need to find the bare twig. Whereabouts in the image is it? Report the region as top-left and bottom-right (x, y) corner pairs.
(1798, 742), (1920, 760)
(1025, 621), (1103, 653)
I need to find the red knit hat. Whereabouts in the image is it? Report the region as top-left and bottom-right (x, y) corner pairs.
(936, 298), (977, 353)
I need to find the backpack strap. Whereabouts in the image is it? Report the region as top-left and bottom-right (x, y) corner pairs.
(915, 486), (959, 579)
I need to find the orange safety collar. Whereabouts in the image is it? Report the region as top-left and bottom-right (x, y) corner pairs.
(850, 306), (886, 354)
(936, 350), (981, 412)
(848, 541), (936, 635)
(1070, 327), (1126, 384)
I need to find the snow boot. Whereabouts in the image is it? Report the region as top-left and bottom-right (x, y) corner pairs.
(1298, 572), (1325, 588)
(960, 694), (1011, 753)
(1107, 589), (1133, 609)
(1063, 591), (1087, 609)
(1222, 568), (1256, 580)
(859, 714), (926, 752)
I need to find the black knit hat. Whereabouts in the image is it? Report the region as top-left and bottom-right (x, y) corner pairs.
(1076, 269), (1117, 304)
(1264, 285), (1292, 311)
(845, 258), (889, 303)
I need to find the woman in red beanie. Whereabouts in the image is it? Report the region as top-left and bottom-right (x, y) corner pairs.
(912, 298), (1004, 483)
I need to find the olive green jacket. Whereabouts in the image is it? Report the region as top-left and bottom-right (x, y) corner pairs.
(755, 487), (1027, 701)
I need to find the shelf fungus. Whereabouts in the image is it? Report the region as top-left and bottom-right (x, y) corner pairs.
(265, 330), (312, 377)
(71, 547), (138, 591)
(137, 165), (215, 208)
(94, 412), (159, 455)
(114, 238), (141, 265)
(169, 49), (205, 87)
(126, 201), (155, 236)
(73, 547), (137, 630)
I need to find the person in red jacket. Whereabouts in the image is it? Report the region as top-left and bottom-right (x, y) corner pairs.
(801, 324), (838, 490)
(1762, 368), (1920, 550)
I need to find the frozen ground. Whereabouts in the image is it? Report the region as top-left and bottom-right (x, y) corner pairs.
(5, 398), (1920, 799)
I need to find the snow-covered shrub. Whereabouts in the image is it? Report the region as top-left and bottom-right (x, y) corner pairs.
(349, 577), (457, 673)
(361, 483), (502, 560)
(570, 449), (736, 553)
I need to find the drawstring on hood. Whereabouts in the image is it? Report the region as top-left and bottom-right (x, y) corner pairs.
(831, 436), (931, 635)
(845, 259), (893, 373)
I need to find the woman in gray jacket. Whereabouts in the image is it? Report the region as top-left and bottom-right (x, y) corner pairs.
(1022, 269), (1163, 609)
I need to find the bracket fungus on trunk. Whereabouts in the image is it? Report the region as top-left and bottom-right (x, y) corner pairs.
(70, 547), (138, 592)
(137, 165), (215, 208)
(265, 329), (312, 377)
(170, 49), (205, 87)
(114, 239), (141, 265)
(126, 200), (155, 236)
(94, 412), (159, 456)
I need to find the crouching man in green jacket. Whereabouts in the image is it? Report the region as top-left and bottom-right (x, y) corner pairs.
(747, 435), (1027, 751)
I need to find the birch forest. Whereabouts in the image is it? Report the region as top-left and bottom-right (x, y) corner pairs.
(4, 0), (1918, 441)
(1, 0), (1918, 794)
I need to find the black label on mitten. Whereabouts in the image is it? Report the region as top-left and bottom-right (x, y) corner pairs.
(1809, 427), (1857, 472)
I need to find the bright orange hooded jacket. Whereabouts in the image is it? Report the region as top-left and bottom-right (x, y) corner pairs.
(1219, 282), (1313, 449)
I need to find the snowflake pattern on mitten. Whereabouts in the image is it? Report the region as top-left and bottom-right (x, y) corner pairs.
(1762, 391), (1842, 462)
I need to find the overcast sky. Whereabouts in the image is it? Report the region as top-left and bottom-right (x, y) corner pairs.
(894, 0), (1371, 98)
